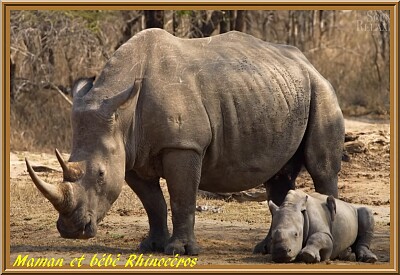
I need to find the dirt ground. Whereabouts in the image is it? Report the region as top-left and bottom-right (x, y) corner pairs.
(8, 117), (392, 269)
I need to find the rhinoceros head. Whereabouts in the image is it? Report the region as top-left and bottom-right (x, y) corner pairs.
(26, 77), (142, 239)
(268, 190), (309, 263)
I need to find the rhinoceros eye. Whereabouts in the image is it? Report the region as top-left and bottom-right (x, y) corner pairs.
(97, 167), (105, 180)
(96, 170), (105, 188)
(294, 232), (299, 237)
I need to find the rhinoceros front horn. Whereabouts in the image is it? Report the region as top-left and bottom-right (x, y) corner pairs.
(25, 158), (73, 212)
(55, 149), (84, 182)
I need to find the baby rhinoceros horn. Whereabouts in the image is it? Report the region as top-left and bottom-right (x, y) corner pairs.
(25, 158), (75, 213)
(55, 149), (84, 182)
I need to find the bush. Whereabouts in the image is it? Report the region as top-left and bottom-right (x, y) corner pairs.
(10, 10), (132, 152)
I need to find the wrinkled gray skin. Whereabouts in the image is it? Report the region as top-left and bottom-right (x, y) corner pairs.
(26, 28), (345, 255)
(268, 190), (378, 263)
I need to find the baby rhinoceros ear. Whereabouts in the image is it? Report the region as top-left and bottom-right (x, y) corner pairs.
(300, 195), (308, 212)
(268, 200), (279, 216)
(326, 195), (337, 222)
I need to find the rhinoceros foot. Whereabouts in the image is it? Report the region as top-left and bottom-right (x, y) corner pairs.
(253, 240), (269, 254)
(139, 234), (169, 253)
(164, 239), (199, 256)
(356, 247), (378, 263)
(297, 248), (321, 263)
(336, 247), (353, 260)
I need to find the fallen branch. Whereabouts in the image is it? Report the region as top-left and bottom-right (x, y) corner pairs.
(198, 189), (268, 203)
(46, 82), (73, 106)
(32, 165), (60, 173)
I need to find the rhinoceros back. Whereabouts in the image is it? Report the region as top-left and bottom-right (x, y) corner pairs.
(102, 29), (314, 192)
(163, 32), (312, 192)
(309, 192), (358, 259)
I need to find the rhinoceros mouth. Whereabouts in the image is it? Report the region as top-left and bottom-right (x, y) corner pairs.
(57, 217), (97, 239)
(271, 247), (296, 263)
(271, 253), (296, 263)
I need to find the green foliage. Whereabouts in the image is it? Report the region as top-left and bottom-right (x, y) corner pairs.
(63, 10), (114, 34)
(175, 10), (192, 17)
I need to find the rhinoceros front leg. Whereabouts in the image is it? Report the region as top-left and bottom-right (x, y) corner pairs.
(125, 171), (170, 252)
(297, 232), (333, 263)
(162, 149), (202, 255)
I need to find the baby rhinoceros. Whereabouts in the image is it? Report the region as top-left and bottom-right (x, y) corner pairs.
(268, 190), (378, 263)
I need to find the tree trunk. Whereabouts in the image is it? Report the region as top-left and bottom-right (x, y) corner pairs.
(229, 11), (236, 31)
(172, 11), (177, 36)
(116, 11), (143, 50)
(144, 10), (164, 29)
(189, 10), (224, 38)
(10, 59), (16, 101)
(235, 10), (246, 32)
(219, 11), (229, 34)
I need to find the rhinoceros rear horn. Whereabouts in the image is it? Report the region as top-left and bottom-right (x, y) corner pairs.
(25, 158), (74, 212)
(55, 149), (84, 182)
(101, 79), (142, 116)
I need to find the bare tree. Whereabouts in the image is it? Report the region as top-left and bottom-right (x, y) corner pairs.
(188, 10), (224, 38)
(219, 10), (229, 34)
(116, 11), (143, 49)
(144, 10), (164, 29)
(10, 59), (16, 101)
(235, 10), (246, 31)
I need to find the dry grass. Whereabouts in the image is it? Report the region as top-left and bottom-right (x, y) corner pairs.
(9, 140), (391, 265)
(109, 179), (270, 226)
(10, 88), (73, 153)
(10, 166), (269, 230)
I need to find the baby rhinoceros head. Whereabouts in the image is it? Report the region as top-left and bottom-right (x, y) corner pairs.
(269, 190), (308, 263)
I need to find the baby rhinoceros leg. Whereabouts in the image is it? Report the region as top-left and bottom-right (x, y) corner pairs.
(352, 207), (378, 263)
(297, 232), (333, 263)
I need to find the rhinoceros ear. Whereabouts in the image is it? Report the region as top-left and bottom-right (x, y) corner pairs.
(268, 200), (279, 216)
(302, 208), (309, 246)
(71, 76), (95, 98)
(101, 79), (142, 116)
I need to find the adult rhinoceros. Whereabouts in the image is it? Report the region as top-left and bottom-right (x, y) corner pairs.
(26, 28), (345, 256)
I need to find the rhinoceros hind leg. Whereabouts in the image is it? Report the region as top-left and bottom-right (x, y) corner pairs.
(264, 146), (303, 206)
(303, 83), (345, 198)
(352, 207), (378, 263)
(162, 149), (202, 256)
(356, 250), (378, 263)
(125, 171), (170, 253)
